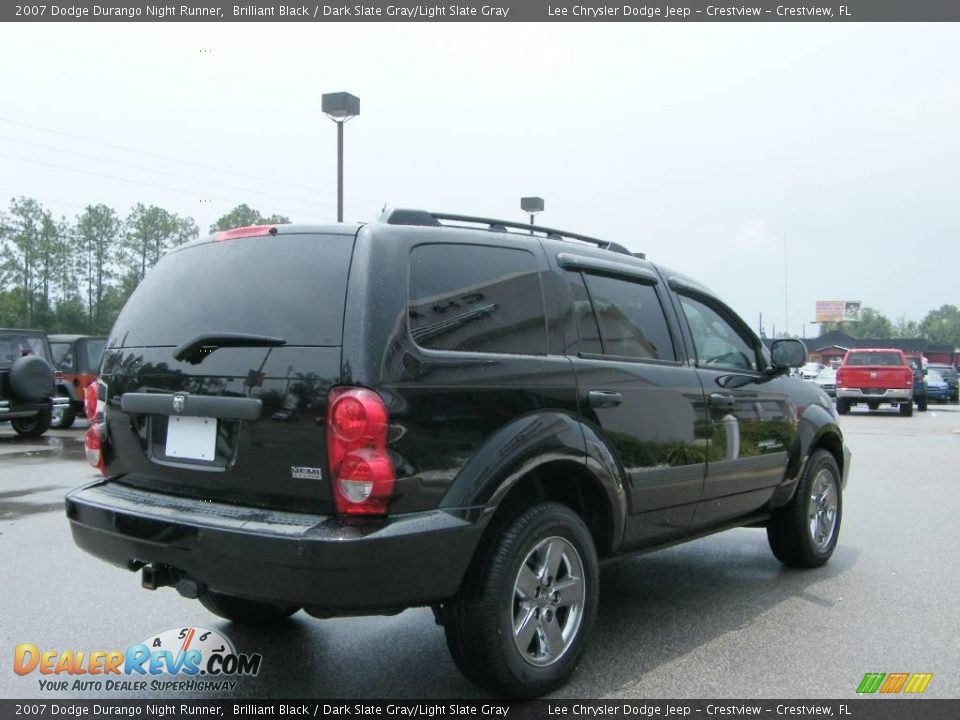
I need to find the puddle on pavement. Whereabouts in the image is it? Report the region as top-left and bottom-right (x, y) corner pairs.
(0, 501), (65, 519)
(0, 486), (62, 500)
(0, 435), (87, 462)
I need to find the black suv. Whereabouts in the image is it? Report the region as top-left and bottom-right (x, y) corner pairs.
(66, 211), (850, 696)
(1, 328), (70, 438)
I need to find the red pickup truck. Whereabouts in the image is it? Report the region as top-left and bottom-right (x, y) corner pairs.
(836, 348), (914, 416)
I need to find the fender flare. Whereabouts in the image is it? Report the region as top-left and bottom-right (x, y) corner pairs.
(440, 410), (628, 553)
(772, 403), (845, 507)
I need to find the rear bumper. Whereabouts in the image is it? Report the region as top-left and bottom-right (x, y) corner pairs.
(837, 388), (911, 402)
(0, 396), (67, 419)
(65, 481), (485, 615)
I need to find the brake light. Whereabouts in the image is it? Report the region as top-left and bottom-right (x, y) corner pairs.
(84, 382), (101, 422)
(54, 370), (63, 383)
(327, 387), (394, 515)
(214, 225), (276, 242)
(84, 425), (106, 475)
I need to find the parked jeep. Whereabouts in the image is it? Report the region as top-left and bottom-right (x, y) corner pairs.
(48, 334), (107, 429)
(1, 328), (70, 437)
(66, 211), (850, 696)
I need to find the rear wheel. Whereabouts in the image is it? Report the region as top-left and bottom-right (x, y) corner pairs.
(767, 449), (842, 568)
(899, 402), (913, 417)
(867, 401), (879, 411)
(199, 589), (298, 626)
(444, 502), (598, 697)
(51, 405), (76, 429)
(12, 412), (51, 438)
(836, 399), (851, 415)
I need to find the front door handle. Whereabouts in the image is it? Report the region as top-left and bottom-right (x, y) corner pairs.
(709, 392), (736, 411)
(588, 390), (623, 408)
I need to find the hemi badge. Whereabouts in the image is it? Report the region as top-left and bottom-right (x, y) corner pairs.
(291, 466), (323, 480)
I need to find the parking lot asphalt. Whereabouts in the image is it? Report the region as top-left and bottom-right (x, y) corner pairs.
(1, 405), (959, 700)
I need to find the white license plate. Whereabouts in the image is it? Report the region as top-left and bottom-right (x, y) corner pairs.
(165, 416), (217, 461)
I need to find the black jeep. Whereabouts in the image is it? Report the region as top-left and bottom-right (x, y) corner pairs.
(66, 211), (850, 696)
(1, 328), (69, 438)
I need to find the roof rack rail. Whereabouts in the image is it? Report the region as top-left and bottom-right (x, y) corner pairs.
(378, 207), (637, 257)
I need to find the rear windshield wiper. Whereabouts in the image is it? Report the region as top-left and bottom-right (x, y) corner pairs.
(173, 332), (286, 365)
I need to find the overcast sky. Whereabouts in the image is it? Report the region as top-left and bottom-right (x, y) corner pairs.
(1, 22), (958, 337)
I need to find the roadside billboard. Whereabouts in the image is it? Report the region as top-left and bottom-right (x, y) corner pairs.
(816, 300), (862, 323)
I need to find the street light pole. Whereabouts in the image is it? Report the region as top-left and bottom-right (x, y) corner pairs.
(337, 120), (344, 223)
(322, 92), (360, 223)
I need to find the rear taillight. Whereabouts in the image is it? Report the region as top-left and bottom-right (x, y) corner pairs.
(84, 382), (100, 422)
(54, 370), (63, 383)
(327, 387), (394, 516)
(84, 425), (106, 475)
(84, 381), (107, 475)
(835, 369), (845, 387)
(905, 370), (914, 387)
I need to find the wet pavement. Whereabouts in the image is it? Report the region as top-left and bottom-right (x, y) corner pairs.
(1, 407), (959, 699)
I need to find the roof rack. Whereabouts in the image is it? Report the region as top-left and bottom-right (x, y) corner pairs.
(378, 207), (640, 258)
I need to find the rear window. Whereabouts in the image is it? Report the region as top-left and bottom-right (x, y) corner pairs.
(846, 351), (903, 366)
(931, 365), (957, 379)
(1, 334), (49, 368)
(81, 339), (106, 372)
(109, 233), (354, 348)
(408, 244), (547, 355)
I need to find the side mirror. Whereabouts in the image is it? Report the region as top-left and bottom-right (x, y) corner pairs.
(770, 339), (807, 370)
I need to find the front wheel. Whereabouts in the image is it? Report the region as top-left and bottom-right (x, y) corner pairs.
(444, 502), (599, 697)
(767, 450), (842, 568)
(899, 402), (914, 417)
(12, 412), (51, 438)
(199, 589), (298, 626)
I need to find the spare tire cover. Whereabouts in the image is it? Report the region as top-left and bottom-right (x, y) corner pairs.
(8, 355), (55, 402)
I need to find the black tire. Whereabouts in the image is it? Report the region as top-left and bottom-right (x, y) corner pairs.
(899, 402), (913, 417)
(12, 412), (51, 438)
(836, 399), (850, 415)
(444, 502), (599, 697)
(199, 589), (298, 626)
(867, 401), (879, 411)
(767, 450), (842, 568)
(51, 405), (77, 430)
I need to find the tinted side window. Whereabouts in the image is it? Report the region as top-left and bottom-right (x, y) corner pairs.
(408, 244), (547, 355)
(580, 273), (676, 361)
(678, 294), (758, 371)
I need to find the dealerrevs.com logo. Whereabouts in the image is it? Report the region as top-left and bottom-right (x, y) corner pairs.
(13, 626), (263, 692)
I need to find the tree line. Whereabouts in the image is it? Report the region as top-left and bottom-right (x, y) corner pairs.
(0, 197), (288, 335)
(4, 195), (958, 349)
(818, 305), (960, 348)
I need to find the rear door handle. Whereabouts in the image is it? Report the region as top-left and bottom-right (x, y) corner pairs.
(588, 390), (623, 408)
(709, 393), (736, 411)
